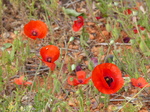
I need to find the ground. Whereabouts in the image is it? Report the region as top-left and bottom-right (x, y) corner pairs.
(0, 0), (150, 112)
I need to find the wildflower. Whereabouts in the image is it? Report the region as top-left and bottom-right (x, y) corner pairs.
(92, 63), (124, 94)
(67, 71), (91, 86)
(40, 45), (60, 71)
(96, 16), (102, 20)
(133, 25), (145, 34)
(131, 77), (150, 88)
(124, 9), (132, 15)
(91, 57), (98, 67)
(123, 37), (130, 43)
(14, 76), (32, 86)
(72, 16), (84, 32)
(75, 65), (82, 72)
(24, 20), (48, 39)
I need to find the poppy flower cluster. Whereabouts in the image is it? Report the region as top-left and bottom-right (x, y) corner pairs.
(72, 16), (84, 32)
(24, 20), (48, 40)
(124, 9), (132, 15)
(40, 45), (60, 71)
(13, 76), (32, 86)
(92, 63), (124, 94)
(131, 77), (150, 88)
(67, 71), (91, 86)
(133, 25), (145, 34)
(124, 7), (138, 15)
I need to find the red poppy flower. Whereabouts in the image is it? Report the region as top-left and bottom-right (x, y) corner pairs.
(72, 16), (84, 32)
(14, 76), (32, 86)
(67, 71), (91, 86)
(40, 45), (60, 71)
(24, 20), (48, 40)
(131, 77), (150, 88)
(133, 25), (145, 34)
(96, 16), (102, 20)
(92, 63), (124, 94)
(124, 9), (132, 15)
(124, 74), (130, 77)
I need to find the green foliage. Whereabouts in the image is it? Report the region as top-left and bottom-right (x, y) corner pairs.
(63, 8), (83, 17)
(71, 64), (76, 71)
(96, 0), (109, 17)
(1, 0), (150, 111)
(112, 27), (120, 40)
(80, 28), (89, 47)
(1, 50), (11, 65)
(0, 66), (3, 92)
(1, 43), (12, 51)
(121, 103), (138, 112)
(139, 39), (150, 56)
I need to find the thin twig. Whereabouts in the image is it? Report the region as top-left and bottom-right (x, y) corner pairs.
(64, 0), (81, 8)
(25, 67), (49, 73)
(110, 98), (136, 102)
(61, 48), (80, 52)
(95, 43), (132, 46)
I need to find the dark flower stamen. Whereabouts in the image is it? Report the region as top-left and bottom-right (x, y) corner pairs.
(32, 31), (38, 36)
(78, 79), (83, 83)
(46, 57), (52, 63)
(105, 76), (113, 87)
(137, 83), (142, 87)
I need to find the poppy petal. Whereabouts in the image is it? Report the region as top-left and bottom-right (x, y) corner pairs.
(67, 76), (79, 86)
(14, 76), (24, 85)
(42, 60), (56, 71)
(72, 16), (84, 32)
(131, 77), (150, 88)
(24, 81), (32, 86)
(92, 63), (124, 94)
(83, 76), (91, 84)
(24, 20), (48, 39)
(76, 71), (86, 80)
(124, 9), (132, 15)
(40, 45), (60, 63)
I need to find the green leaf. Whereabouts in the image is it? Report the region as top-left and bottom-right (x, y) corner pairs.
(63, 7), (82, 17)
(88, 62), (93, 71)
(10, 46), (15, 61)
(0, 67), (3, 92)
(143, 52), (150, 56)
(106, 23), (111, 32)
(69, 37), (74, 42)
(4, 43), (12, 48)
(1, 50), (11, 64)
(80, 35), (89, 47)
(0, 67), (3, 84)
(0, 66), (2, 77)
(112, 27), (120, 40)
(1, 43), (12, 51)
(25, 44), (30, 55)
(71, 64), (76, 71)
(139, 41), (148, 53)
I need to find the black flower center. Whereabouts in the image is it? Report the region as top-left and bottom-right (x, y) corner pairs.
(104, 76), (113, 87)
(32, 31), (38, 36)
(137, 83), (142, 87)
(46, 57), (52, 63)
(78, 79), (83, 83)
